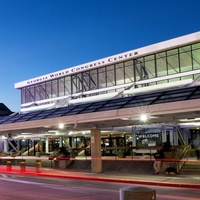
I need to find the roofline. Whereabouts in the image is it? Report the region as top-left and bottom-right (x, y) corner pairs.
(15, 31), (200, 89)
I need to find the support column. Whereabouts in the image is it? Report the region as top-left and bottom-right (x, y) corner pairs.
(59, 136), (63, 147)
(71, 136), (75, 148)
(173, 127), (178, 145)
(183, 129), (189, 146)
(162, 124), (167, 143)
(45, 136), (49, 154)
(132, 126), (136, 153)
(33, 140), (36, 156)
(170, 129), (174, 145)
(4, 139), (8, 153)
(91, 127), (102, 173)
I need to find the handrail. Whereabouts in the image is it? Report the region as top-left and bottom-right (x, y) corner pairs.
(67, 145), (184, 160)
(177, 144), (191, 172)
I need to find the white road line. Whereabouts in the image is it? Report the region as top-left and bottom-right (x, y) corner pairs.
(0, 173), (8, 178)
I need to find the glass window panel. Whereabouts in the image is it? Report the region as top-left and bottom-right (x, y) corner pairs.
(115, 63), (125, 85)
(89, 69), (98, 90)
(192, 42), (200, 50)
(71, 74), (82, 93)
(167, 49), (178, 56)
(82, 72), (90, 91)
(65, 76), (71, 95)
(156, 53), (167, 76)
(167, 54), (179, 75)
(21, 88), (25, 104)
(25, 86), (35, 103)
(58, 78), (65, 96)
(192, 49), (200, 70)
(35, 83), (46, 101)
(181, 75), (193, 80)
(46, 81), (52, 98)
(180, 52), (192, 72)
(194, 73), (200, 80)
(124, 60), (134, 83)
(98, 67), (106, 88)
(134, 58), (145, 81)
(179, 45), (191, 53)
(144, 55), (156, 79)
(168, 78), (181, 82)
(106, 65), (115, 87)
(52, 79), (58, 97)
(144, 55), (154, 62)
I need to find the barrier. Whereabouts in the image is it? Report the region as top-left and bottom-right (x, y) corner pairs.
(20, 159), (26, 172)
(54, 156), (71, 169)
(36, 160), (42, 173)
(119, 186), (156, 200)
(6, 160), (12, 171)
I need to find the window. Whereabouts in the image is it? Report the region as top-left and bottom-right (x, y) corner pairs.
(167, 49), (179, 75)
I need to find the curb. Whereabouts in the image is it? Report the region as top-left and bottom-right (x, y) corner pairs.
(37, 173), (200, 190)
(1, 167), (200, 190)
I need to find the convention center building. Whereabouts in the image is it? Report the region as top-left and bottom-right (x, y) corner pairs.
(0, 31), (200, 172)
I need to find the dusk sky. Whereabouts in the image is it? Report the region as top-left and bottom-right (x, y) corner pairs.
(0, 0), (200, 111)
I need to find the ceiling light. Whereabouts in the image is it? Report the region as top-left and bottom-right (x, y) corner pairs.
(58, 123), (65, 129)
(140, 114), (148, 122)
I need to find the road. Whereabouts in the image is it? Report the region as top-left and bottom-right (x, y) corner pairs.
(0, 173), (200, 200)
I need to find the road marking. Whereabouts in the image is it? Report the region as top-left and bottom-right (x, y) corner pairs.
(0, 173), (8, 178)
(0, 177), (43, 185)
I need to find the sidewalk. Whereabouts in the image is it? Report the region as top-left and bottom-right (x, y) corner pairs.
(0, 165), (200, 190)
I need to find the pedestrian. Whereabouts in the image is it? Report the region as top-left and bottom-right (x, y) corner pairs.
(153, 149), (165, 174)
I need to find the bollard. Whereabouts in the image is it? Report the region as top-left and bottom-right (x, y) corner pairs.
(20, 159), (26, 172)
(6, 160), (12, 171)
(120, 186), (156, 200)
(36, 160), (42, 173)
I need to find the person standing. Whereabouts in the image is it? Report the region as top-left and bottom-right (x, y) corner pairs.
(153, 149), (165, 174)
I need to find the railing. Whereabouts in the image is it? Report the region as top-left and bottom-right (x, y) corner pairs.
(177, 144), (191, 172)
(4, 145), (190, 163)
(67, 145), (186, 160)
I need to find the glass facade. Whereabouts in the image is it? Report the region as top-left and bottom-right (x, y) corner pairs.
(21, 42), (200, 107)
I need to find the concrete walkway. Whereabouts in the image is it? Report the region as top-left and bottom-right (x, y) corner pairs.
(0, 164), (200, 190)
(0, 155), (200, 190)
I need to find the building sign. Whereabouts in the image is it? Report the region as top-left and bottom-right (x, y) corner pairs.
(15, 50), (139, 88)
(91, 136), (94, 144)
(137, 133), (160, 139)
(15, 31), (200, 88)
(136, 133), (161, 146)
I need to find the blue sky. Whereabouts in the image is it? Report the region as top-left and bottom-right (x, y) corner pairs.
(0, 0), (199, 112)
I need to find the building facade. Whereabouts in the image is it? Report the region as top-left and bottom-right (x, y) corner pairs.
(15, 31), (200, 112)
(0, 31), (197, 159)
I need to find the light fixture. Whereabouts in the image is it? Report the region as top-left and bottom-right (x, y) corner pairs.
(58, 123), (65, 129)
(180, 118), (200, 122)
(68, 131), (73, 135)
(140, 114), (148, 122)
